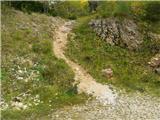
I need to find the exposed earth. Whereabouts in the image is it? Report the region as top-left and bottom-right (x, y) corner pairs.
(53, 21), (117, 105)
(52, 21), (160, 120)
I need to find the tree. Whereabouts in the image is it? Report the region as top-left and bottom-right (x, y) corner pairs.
(3, 1), (49, 14)
(97, 1), (115, 18)
(88, 1), (98, 12)
(113, 1), (131, 17)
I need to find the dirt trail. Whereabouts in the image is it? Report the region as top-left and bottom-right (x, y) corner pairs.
(53, 21), (117, 105)
(52, 21), (160, 120)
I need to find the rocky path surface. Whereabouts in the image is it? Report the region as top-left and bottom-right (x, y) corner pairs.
(53, 21), (117, 105)
(52, 21), (160, 120)
(51, 94), (160, 120)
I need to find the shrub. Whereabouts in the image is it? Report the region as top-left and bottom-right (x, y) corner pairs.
(3, 1), (46, 14)
(49, 1), (88, 19)
(68, 14), (77, 20)
(144, 2), (160, 22)
(113, 1), (131, 17)
(2, 1), (88, 19)
(130, 2), (145, 19)
(97, 1), (131, 18)
(97, 1), (115, 18)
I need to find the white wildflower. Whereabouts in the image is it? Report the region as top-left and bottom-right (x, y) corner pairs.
(17, 77), (23, 80)
(18, 70), (23, 73)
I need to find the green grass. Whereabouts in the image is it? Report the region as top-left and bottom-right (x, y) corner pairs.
(66, 16), (160, 96)
(1, 6), (87, 120)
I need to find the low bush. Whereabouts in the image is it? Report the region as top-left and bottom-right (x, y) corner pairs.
(144, 1), (160, 22)
(97, 1), (131, 18)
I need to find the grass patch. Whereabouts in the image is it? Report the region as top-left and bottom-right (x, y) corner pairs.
(1, 7), (87, 120)
(66, 16), (160, 96)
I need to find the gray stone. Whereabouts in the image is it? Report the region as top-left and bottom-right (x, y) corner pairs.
(101, 68), (113, 78)
(89, 18), (143, 50)
(148, 32), (160, 42)
(148, 54), (160, 68)
(50, 93), (160, 120)
(155, 68), (160, 75)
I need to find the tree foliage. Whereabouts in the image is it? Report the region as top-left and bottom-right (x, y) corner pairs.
(97, 1), (131, 18)
(144, 2), (160, 22)
(113, 1), (131, 17)
(2, 1), (48, 14)
(2, 1), (160, 22)
(97, 1), (116, 18)
(88, 1), (98, 12)
(2, 1), (89, 20)
(49, 1), (88, 19)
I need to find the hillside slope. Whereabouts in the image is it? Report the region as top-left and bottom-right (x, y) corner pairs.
(51, 19), (160, 120)
(1, 7), (86, 120)
(66, 16), (160, 96)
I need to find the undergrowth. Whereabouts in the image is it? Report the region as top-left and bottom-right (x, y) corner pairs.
(1, 7), (87, 120)
(66, 16), (160, 96)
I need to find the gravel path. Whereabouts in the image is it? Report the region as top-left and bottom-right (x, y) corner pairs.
(52, 21), (160, 120)
(51, 93), (160, 120)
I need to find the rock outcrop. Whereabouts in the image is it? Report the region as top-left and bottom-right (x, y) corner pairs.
(148, 54), (160, 68)
(89, 18), (143, 50)
(148, 54), (160, 75)
(101, 68), (113, 79)
(148, 32), (160, 42)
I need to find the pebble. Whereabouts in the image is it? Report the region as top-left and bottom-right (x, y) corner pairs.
(51, 93), (160, 120)
(11, 101), (28, 110)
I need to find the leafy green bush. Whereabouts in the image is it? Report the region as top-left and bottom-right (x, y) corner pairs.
(97, 1), (115, 18)
(113, 1), (131, 17)
(2, 1), (46, 14)
(49, 1), (88, 19)
(2, 1), (89, 19)
(97, 1), (131, 18)
(144, 2), (160, 22)
(68, 14), (77, 20)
